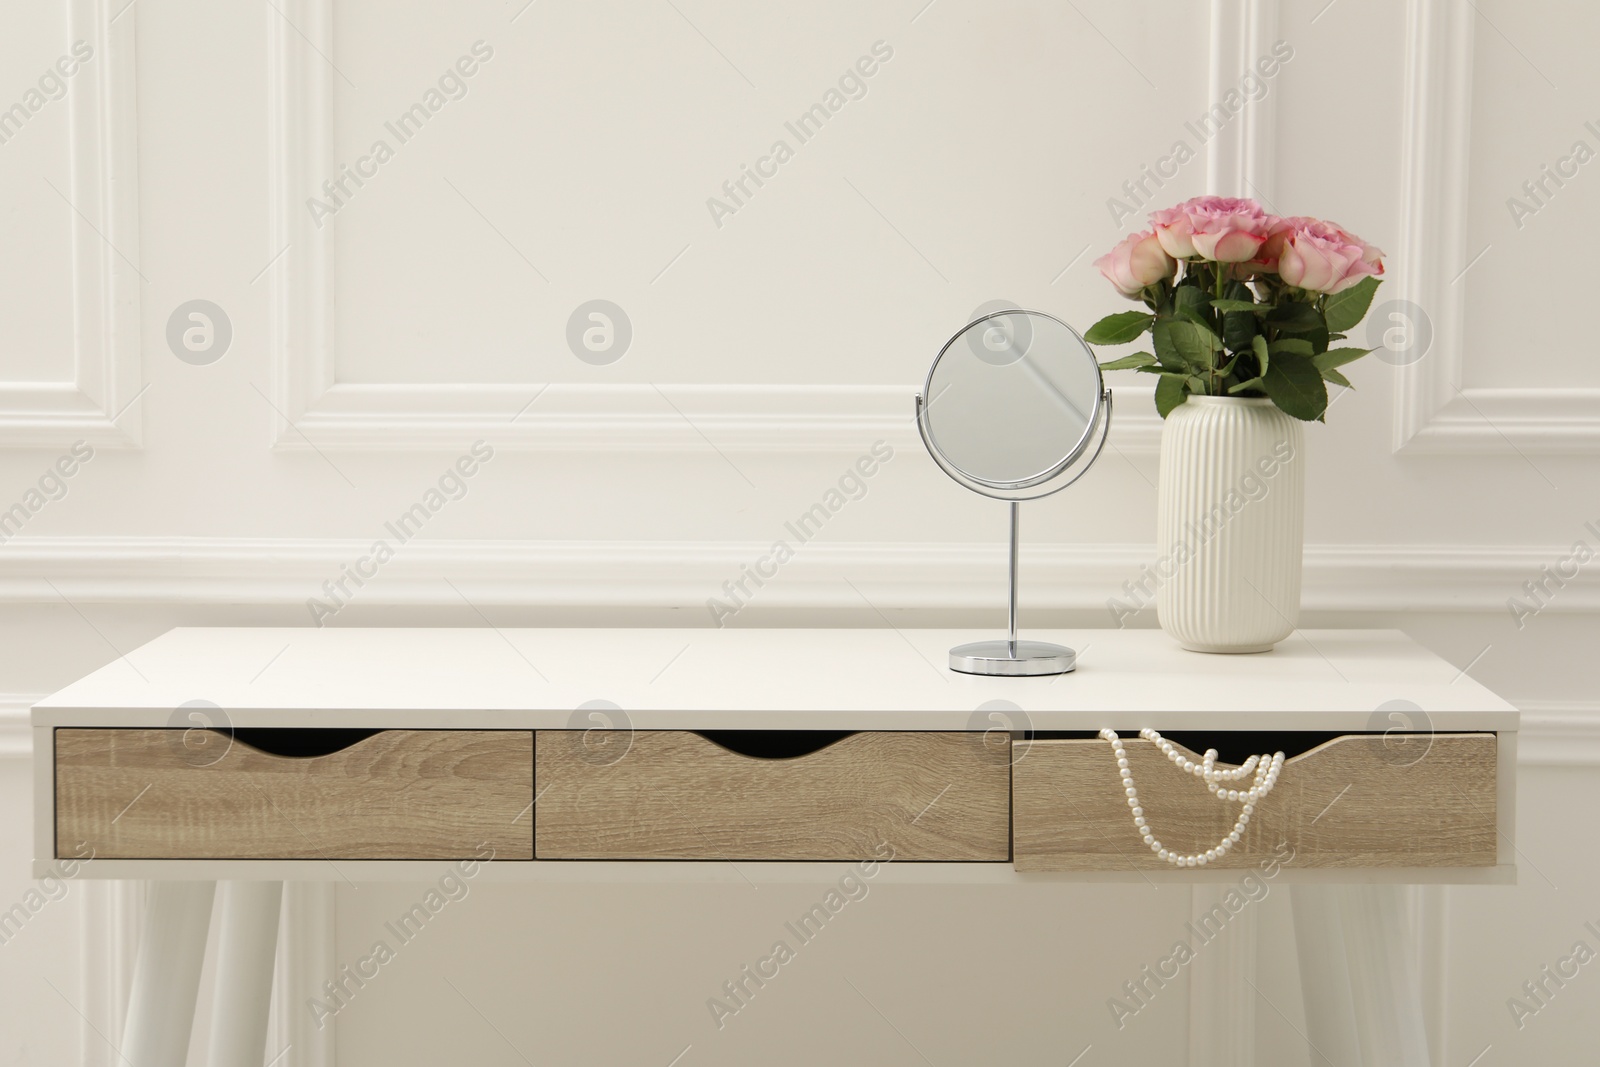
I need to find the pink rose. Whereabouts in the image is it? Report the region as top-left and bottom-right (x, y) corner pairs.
(1150, 196), (1273, 262)
(1149, 204), (1198, 258)
(1275, 218), (1385, 293)
(1248, 215), (1312, 272)
(1094, 229), (1177, 298)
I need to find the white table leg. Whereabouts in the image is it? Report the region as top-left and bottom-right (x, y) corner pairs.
(1290, 884), (1430, 1066)
(1339, 885), (1430, 1065)
(205, 881), (284, 1067)
(122, 881), (216, 1067)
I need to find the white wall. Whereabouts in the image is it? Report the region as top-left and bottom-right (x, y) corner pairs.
(1, 0), (1597, 1063)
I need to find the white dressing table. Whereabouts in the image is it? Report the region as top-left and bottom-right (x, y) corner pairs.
(32, 626), (1517, 1065)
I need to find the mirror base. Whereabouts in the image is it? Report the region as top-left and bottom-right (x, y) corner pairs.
(948, 640), (1076, 677)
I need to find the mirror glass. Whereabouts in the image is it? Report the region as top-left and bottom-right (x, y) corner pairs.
(922, 310), (1104, 488)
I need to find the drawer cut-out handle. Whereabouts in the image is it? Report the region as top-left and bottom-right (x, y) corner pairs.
(228, 728), (385, 759)
(1035, 729), (1351, 763)
(693, 730), (856, 760)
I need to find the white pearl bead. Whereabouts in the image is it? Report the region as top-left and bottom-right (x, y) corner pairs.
(1103, 727), (1283, 872)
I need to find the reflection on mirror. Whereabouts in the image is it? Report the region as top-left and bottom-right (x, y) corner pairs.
(916, 309), (1112, 676)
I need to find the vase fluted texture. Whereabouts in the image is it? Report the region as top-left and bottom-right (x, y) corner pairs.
(1155, 396), (1305, 653)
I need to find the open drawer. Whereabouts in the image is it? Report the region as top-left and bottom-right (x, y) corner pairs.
(1012, 732), (1499, 871)
(54, 728), (534, 860)
(535, 730), (1010, 861)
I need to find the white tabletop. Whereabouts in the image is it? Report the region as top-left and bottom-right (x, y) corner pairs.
(32, 627), (1517, 731)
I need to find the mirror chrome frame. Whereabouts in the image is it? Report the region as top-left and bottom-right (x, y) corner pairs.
(915, 308), (1111, 497)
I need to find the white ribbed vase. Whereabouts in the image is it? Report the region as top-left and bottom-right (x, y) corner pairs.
(1155, 397), (1305, 653)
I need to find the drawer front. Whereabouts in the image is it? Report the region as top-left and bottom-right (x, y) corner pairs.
(1013, 734), (1497, 871)
(55, 729), (533, 860)
(535, 731), (1009, 861)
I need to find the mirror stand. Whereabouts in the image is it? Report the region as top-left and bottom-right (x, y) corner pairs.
(948, 504), (1079, 677)
(914, 307), (1113, 677)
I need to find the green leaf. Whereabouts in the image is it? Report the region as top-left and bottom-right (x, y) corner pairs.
(1313, 347), (1370, 372)
(1322, 276), (1382, 333)
(1168, 320), (1218, 373)
(1269, 301), (1329, 354)
(1151, 318), (1182, 369)
(1173, 286), (1215, 331)
(1222, 304), (1258, 353)
(1099, 352), (1157, 372)
(1251, 334), (1270, 378)
(1262, 353), (1328, 421)
(1153, 317), (1217, 368)
(1228, 376), (1264, 394)
(1266, 301), (1324, 332)
(1155, 374), (1188, 418)
(1210, 299), (1263, 313)
(1269, 337), (1315, 358)
(1084, 311), (1155, 346)
(1320, 367), (1353, 388)
(1173, 286), (1211, 315)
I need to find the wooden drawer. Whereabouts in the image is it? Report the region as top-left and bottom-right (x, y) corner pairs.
(1012, 733), (1497, 871)
(535, 731), (1009, 861)
(55, 728), (533, 860)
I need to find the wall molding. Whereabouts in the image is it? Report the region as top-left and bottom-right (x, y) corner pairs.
(0, 536), (1594, 616)
(260, 0), (1183, 456)
(1393, 0), (1600, 453)
(1206, 0), (1277, 203)
(0, 0), (142, 450)
(272, 381), (1165, 456)
(1516, 702), (1600, 766)
(0, 695), (32, 758)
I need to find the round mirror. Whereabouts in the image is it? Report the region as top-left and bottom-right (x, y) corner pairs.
(918, 310), (1108, 499)
(914, 308), (1112, 676)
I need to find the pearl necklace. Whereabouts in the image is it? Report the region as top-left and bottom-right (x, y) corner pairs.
(1099, 728), (1285, 868)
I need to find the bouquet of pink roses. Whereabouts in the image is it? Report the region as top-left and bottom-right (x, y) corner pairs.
(1087, 196), (1384, 422)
